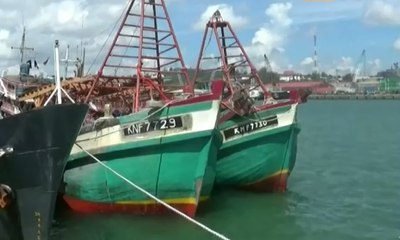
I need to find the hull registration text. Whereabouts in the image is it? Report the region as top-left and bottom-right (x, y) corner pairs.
(223, 115), (278, 139)
(124, 116), (183, 136)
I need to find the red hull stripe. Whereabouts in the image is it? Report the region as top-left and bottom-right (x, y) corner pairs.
(63, 195), (198, 217)
(240, 171), (289, 192)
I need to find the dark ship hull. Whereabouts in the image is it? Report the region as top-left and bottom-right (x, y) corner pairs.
(0, 104), (88, 240)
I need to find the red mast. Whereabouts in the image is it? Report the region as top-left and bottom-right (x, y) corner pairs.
(193, 10), (270, 97)
(84, 0), (191, 112)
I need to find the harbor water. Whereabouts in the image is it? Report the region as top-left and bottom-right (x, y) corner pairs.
(53, 100), (400, 240)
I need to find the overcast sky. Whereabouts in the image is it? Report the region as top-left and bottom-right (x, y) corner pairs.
(0, 0), (400, 76)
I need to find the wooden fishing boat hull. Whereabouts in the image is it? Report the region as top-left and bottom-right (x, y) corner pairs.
(216, 103), (300, 192)
(63, 83), (223, 217)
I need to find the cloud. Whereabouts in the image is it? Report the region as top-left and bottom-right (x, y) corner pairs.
(0, 43), (11, 58)
(367, 58), (381, 75)
(0, 0), (137, 74)
(394, 38), (400, 50)
(364, 0), (400, 25)
(1, 0), (97, 72)
(0, 29), (11, 59)
(291, 0), (364, 24)
(250, 28), (283, 51)
(245, 2), (293, 72)
(336, 56), (354, 72)
(0, 0), (387, 77)
(192, 3), (291, 73)
(319, 56), (353, 76)
(297, 56), (315, 74)
(0, 30), (10, 41)
(28, 1), (89, 33)
(265, 2), (293, 27)
(193, 4), (248, 30)
(300, 57), (314, 66)
(324, 56), (381, 76)
(188, 2), (296, 73)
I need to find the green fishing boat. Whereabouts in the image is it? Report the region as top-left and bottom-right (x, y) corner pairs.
(61, 0), (224, 217)
(193, 11), (306, 192)
(216, 102), (300, 191)
(64, 81), (224, 217)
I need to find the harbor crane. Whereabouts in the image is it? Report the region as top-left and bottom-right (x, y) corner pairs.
(353, 49), (368, 82)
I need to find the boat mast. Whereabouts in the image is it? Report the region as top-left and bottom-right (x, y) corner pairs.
(55, 40), (62, 104)
(10, 27), (34, 64)
(193, 11), (270, 96)
(61, 45), (80, 80)
(83, 0), (190, 112)
(43, 40), (75, 106)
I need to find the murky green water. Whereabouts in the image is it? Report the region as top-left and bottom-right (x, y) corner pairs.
(53, 100), (400, 240)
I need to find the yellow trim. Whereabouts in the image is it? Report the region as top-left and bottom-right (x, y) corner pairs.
(115, 196), (209, 205)
(199, 196), (209, 202)
(244, 169), (289, 186)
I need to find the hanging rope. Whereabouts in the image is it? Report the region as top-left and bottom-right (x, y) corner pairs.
(74, 143), (231, 240)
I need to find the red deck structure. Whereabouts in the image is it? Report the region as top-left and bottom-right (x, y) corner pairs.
(82, 0), (191, 112)
(193, 10), (270, 97)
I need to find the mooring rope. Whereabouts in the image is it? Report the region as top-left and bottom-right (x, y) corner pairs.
(74, 143), (230, 240)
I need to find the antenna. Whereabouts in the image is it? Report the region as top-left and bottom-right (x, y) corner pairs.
(61, 45), (79, 80)
(10, 27), (34, 64)
(313, 33), (318, 74)
(78, 48), (85, 77)
(43, 40), (75, 106)
(80, 14), (84, 61)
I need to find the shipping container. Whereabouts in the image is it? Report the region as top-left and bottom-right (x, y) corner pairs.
(379, 77), (400, 93)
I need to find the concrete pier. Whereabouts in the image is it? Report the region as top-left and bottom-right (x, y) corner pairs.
(309, 94), (400, 100)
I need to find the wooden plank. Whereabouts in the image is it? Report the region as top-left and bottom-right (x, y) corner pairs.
(19, 76), (94, 101)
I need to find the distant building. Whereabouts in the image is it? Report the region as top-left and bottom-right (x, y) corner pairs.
(379, 76), (400, 93)
(356, 78), (379, 94)
(279, 70), (304, 82)
(265, 81), (335, 94)
(331, 81), (357, 94)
